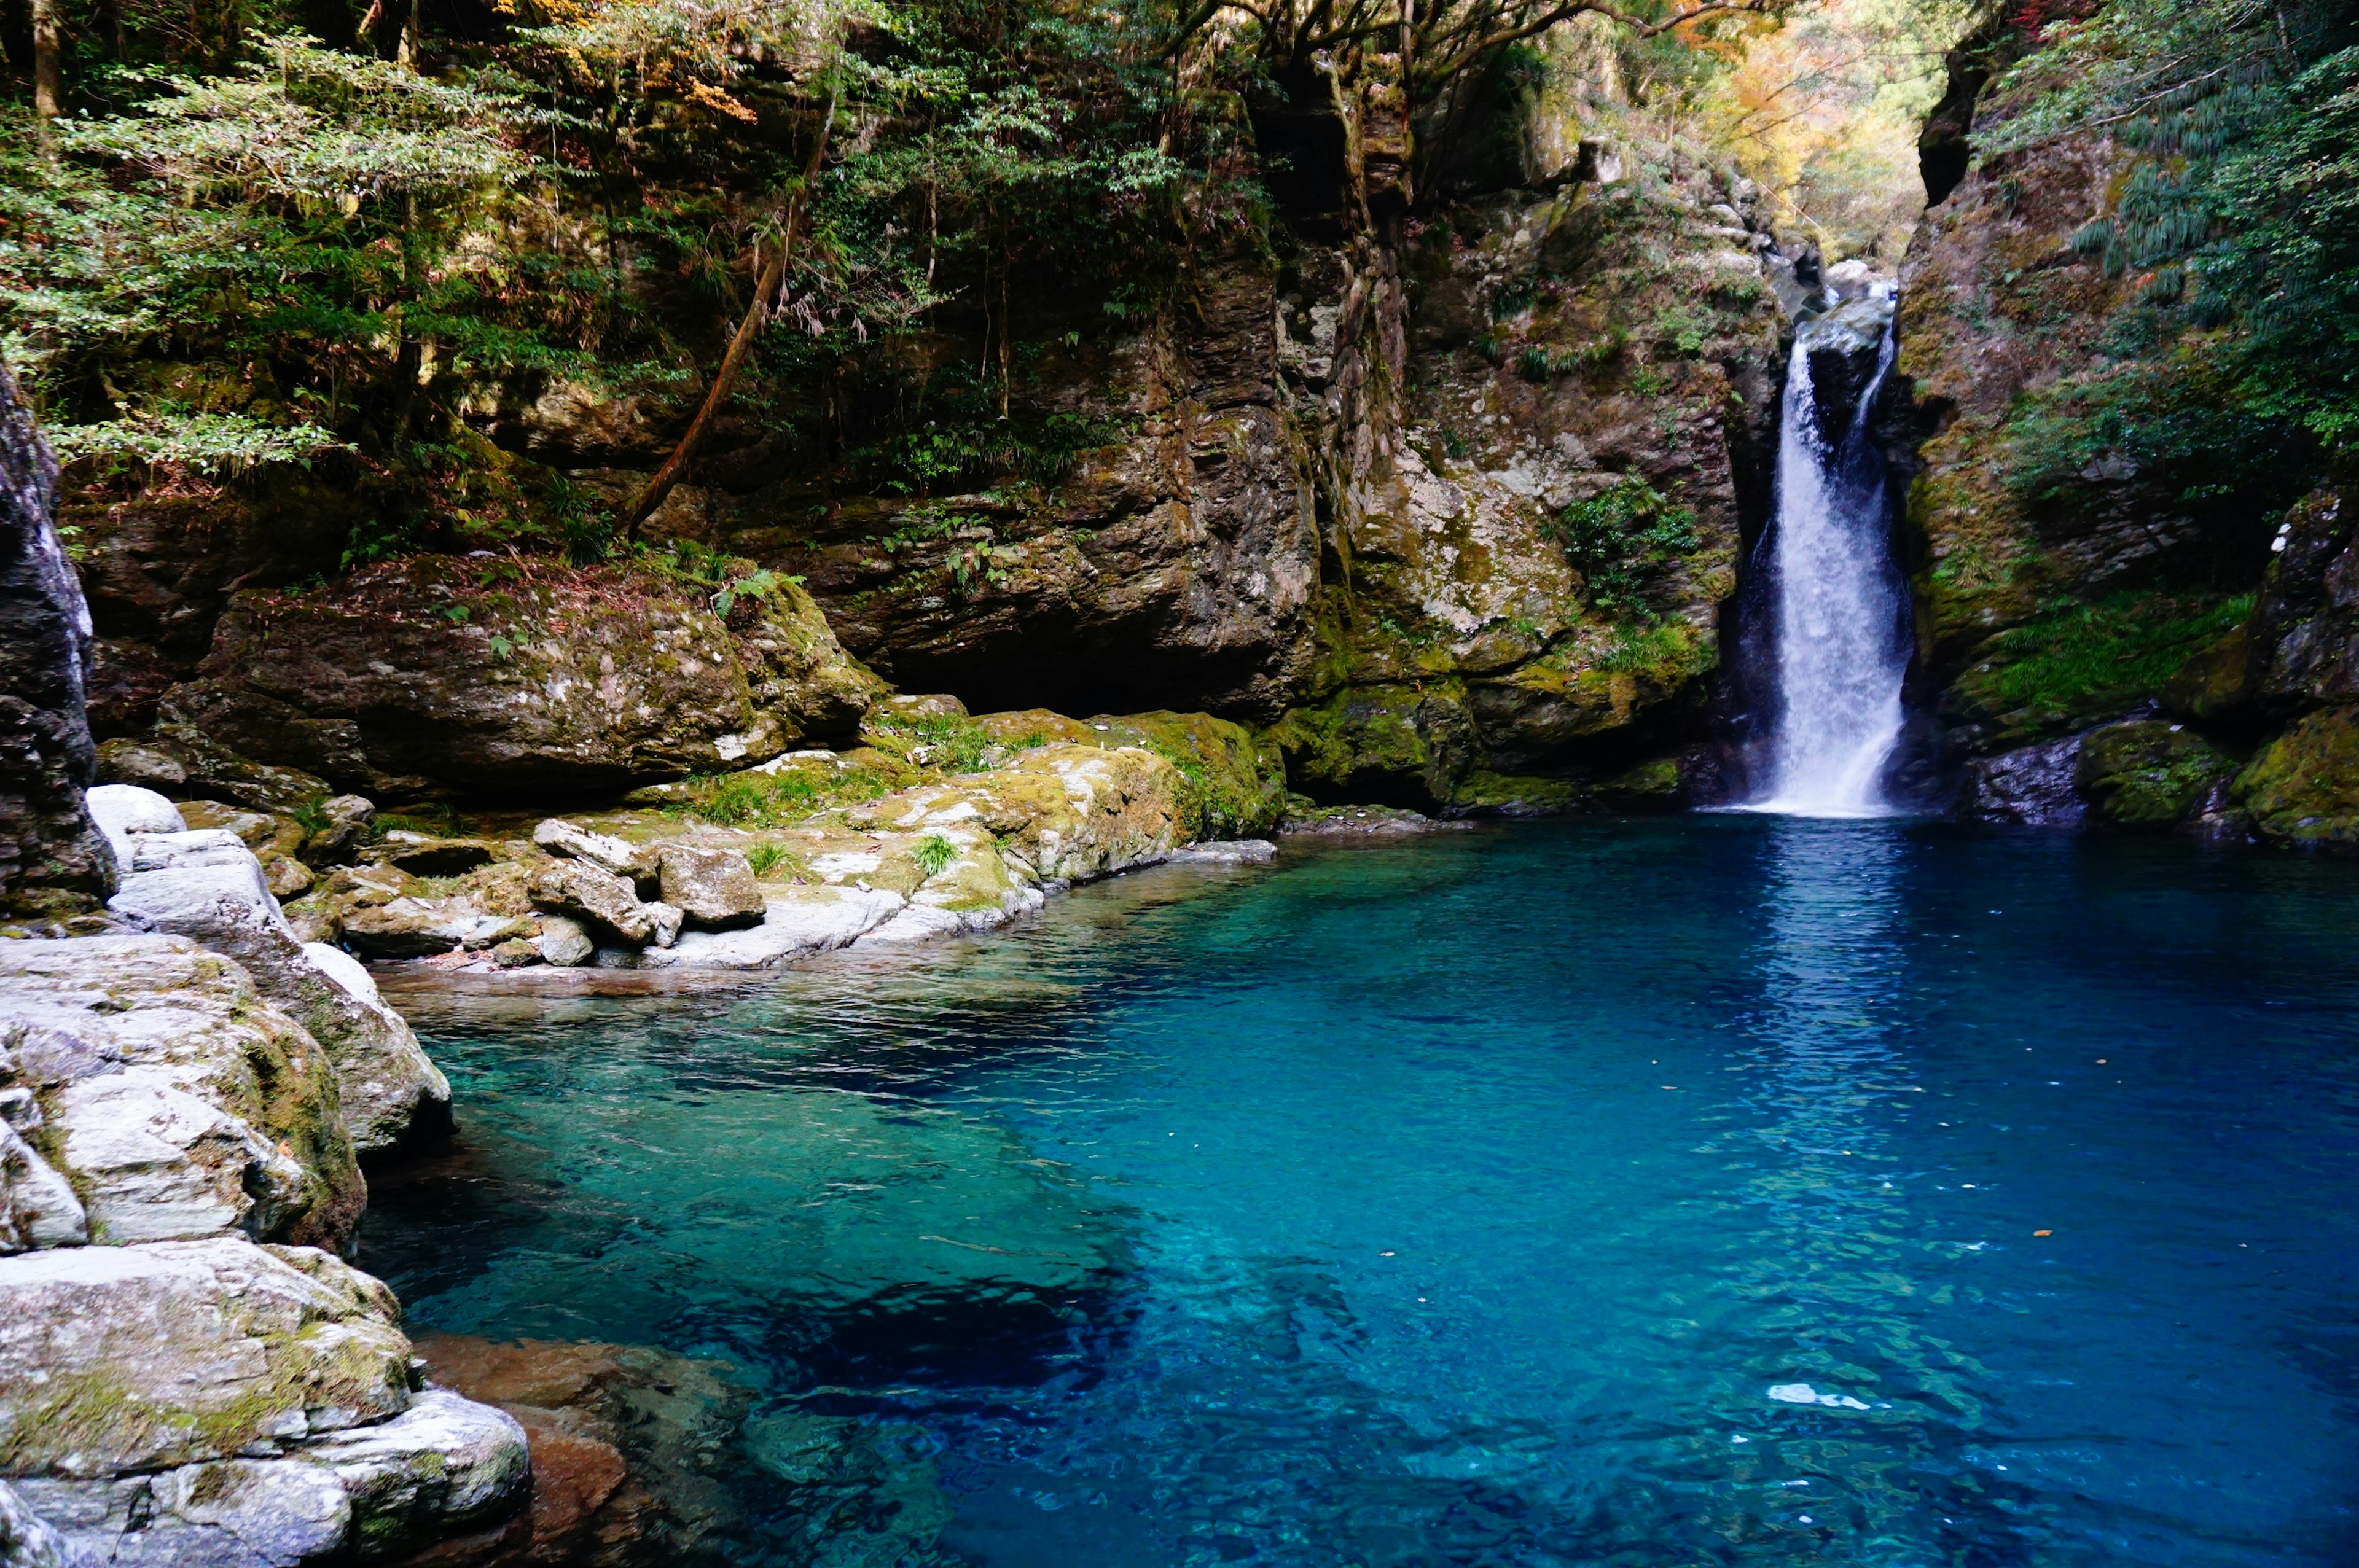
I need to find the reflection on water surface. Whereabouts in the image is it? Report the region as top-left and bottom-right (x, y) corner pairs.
(365, 817), (2359, 1567)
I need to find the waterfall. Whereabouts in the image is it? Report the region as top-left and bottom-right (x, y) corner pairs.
(1750, 302), (1910, 817)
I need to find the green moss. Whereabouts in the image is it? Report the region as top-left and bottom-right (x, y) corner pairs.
(2076, 720), (2236, 828)
(1449, 769), (1582, 814)
(2234, 706), (2359, 847)
(861, 708), (993, 773)
(1087, 711), (1287, 838)
(1949, 592), (2254, 743)
(660, 762), (887, 828)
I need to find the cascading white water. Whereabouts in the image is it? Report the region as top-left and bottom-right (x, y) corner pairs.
(1750, 302), (1911, 817)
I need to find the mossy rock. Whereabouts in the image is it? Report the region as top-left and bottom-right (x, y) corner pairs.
(2234, 706), (2359, 848)
(1086, 711), (1287, 838)
(1262, 685), (1471, 810)
(2073, 720), (2236, 829)
(1449, 768), (1584, 816)
(971, 709), (1099, 749)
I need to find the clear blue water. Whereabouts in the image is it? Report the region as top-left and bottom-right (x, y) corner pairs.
(364, 816), (2359, 1567)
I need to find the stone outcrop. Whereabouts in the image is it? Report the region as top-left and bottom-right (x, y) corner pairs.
(0, 934), (365, 1252)
(89, 795), (451, 1155)
(1264, 142), (1784, 814)
(697, 251), (1323, 722)
(157, 557), (885, 800)
(0, 926), (526, 1568)
(0, 362), (114, 923)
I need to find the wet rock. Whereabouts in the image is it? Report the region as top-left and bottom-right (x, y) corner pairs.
(158, 558), (882, 798)
(2074, 720), (2237, 830)
(103, 858), (451, 1153)
(1800, 294), (1894, 445)
(1960, 735), (2086, 827)
(2232, 705), (2359, 848)
(0, 1238), (411, 1476)
(409, 1334), (756, 1568)
(1278, 803), (1468, 836)
(649, 844), (764, 930)
(1165, 839), (1277, 864)
(0, 934), (363, 1251)
(0, 359), (112, 922)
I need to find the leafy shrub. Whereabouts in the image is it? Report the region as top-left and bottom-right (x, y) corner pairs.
(911, 835), (960, 877)
(1544, 478), (1700, 618)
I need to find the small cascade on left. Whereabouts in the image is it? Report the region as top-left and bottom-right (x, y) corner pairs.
(1747, 289), (1911, 817)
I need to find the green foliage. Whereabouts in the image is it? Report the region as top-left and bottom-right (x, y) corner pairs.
(1983, 0), (2359, 461)
(902, 712), (992, 772)
(1545, 477), (1700, 618)
(745, 841), (794, 878)
(1955, 591), (2253, 721)
(47, 411), (347, 477)
(676, 769), (823, 827)
(910, 833), (961, 877)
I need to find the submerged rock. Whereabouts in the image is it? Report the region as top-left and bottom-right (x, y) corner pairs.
(409, 1335), (754, 1567)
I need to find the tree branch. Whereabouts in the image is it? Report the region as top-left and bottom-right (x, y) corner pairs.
(620, 82), (839, 542)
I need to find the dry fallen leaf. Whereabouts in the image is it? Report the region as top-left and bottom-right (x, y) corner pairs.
(2033, 1230), (2052, 1237)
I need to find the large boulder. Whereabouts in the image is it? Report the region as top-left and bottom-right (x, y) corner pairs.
(844, 744), (1186, 884)
(0, 1240), (531, 1567)
(0, 1239), (411, 1477)
(0, 360), (113, 922)
(1082, 710), (1288, 839)
(157, 557), (884, 800)
(528, 859), (654, 946)
(0, 934), (364, 1251)
(2232, 706), (2359, 848)
(649, 844), (764, 930)
(2075, 720), (2237, 830)
(100, 835), (450, 1153)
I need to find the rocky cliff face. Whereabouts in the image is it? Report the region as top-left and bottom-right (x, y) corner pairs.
(61, 85), (1788, 818)
(0, 364), (114, 922)
(1888, 25), (2349, 844)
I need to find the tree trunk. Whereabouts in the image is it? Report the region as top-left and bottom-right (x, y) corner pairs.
(30, 0), (62, 140)
(620, 85), (839, 542)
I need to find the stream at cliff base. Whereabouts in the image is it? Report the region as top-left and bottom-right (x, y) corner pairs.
(362, 816), (2359, 1568)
